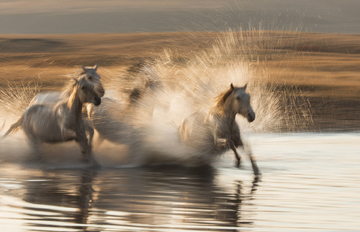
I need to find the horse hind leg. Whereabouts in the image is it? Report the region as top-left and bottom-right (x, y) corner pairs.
(11, 119), (44, 163)
(25, 134), (44, 163)
(29, 140), (44, 162)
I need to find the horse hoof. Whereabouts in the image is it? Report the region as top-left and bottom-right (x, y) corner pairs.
(236, 160), (241, 168)
(88, 159), (101, 169)
(253, 169), (261, 176)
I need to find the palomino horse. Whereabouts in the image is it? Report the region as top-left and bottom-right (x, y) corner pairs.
(3, 77), (101, 165)
(178, 83), (260, 175)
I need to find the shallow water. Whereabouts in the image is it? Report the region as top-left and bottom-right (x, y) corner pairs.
(0, 133), (359, 232)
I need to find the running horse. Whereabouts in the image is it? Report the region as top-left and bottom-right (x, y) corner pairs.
(178, 83), (260, 175)
(3, 77), (101, 165)
(29, 65), (104, 148)
(87, 64), (166, 147)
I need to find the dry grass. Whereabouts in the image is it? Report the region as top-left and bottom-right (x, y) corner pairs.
(1, 31), (360, 98)
(1, 31), (360, 131)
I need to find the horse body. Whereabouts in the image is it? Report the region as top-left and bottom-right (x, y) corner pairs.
(179, 83), (260, 175)
(21, 105), (72, 143)
(25, 65), (104, 148)
(87, 97), (137, 145)
(87, 64), (166, 146)
(3, 77), (101, 164)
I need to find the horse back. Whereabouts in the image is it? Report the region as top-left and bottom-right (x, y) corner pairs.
(29, 91), (64, 106)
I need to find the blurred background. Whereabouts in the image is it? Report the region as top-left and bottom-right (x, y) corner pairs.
(1, 1), (360, 231)
(1, 0), (360, 34)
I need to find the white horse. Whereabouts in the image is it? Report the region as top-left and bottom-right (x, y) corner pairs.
(178, 83), (260, 175)
(3, 77), (101, 165)
(30, 64), (104, 105)
(28, 64), (104, 148)
(87, 64), (166, 147)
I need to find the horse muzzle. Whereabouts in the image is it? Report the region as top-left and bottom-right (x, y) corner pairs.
(96, 86), (105, 97)
(247, 112), (255, 122)
(94, 96), (101, 106)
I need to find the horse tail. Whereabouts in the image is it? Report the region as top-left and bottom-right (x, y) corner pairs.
(2, 117), (22, 139)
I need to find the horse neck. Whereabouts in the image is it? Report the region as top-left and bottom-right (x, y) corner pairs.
(63, 74), (85, 96)
(210, 98), (237, 131)
(66, 87), (83, 122)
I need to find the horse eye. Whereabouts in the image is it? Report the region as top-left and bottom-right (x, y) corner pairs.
(81, 86), (85, 90)
(88, 76), (93, 80)
(236, 97), (240, 101)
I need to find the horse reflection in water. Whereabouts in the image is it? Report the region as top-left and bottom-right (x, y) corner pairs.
(179, 83), (260, 175)
(22, 169), (97, 231)
(21, 167), (259, 231)
(95, 166), (260, 229)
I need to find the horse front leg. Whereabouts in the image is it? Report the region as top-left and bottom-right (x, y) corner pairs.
(236, 137), (260, 176)
(214, 136), (241, 167)
(84, 120), (94, 150)
(76, 128), (96, 166)
(232, 134), (260, 175)
(247, 150), (260, 176)
(227, 139), (241, 167)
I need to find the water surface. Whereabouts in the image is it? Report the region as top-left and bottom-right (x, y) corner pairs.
(1, 133), (359, 231)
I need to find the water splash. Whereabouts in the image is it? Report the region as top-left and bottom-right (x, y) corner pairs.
(0, 80), (41, 119)
(105, 30), (314, 166)
(150, 30), (312, 132)
(0, 30), (312, 167)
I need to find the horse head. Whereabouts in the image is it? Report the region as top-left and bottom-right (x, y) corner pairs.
(80, 64), (105, 97)
(75, 77), (101, 106)
(228, 83), (255, 122)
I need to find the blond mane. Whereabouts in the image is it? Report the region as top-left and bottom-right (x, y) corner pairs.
(210, 87), (234, 116)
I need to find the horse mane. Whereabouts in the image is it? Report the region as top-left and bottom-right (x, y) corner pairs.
(214, 88), (233, 107)
(209, 87), (236, 117)
(62, 73), (83, 97)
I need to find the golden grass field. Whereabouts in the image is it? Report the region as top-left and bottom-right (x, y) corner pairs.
(0, 31), (359, 131)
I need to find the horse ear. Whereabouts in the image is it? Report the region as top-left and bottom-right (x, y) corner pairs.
(72, 77), (79, 85)
(244, 83), (247, 90)
(81, 65), (86, 71)
(230, 83), (234, 91)
(93, 64), (98, 71)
